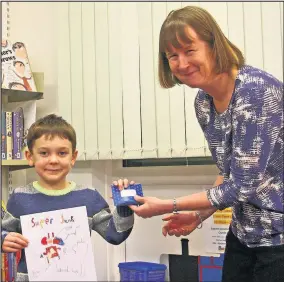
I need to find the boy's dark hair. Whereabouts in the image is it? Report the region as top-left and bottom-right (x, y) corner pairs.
(27, 114), (77, 153)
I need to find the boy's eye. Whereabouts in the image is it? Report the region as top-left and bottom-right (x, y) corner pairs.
(39, 152), (47, 156)
(59, 152), (67, 156)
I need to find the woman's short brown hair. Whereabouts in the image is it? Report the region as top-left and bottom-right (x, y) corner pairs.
(158, 6), (245, 88)
(27, 114), (77, 153)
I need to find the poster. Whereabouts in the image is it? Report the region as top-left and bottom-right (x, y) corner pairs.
(205, 208), (232, 254)
(20, 206), (97, 281)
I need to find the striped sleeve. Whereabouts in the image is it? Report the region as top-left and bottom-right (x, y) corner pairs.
(90, 190), (134, 245)
(1, 192), (22, 249)
(207, 83), (283, 210)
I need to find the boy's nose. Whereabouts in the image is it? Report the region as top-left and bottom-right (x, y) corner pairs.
(49, 154), (59, 163)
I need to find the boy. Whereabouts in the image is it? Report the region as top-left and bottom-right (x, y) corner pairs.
(1, 114), (134, 281)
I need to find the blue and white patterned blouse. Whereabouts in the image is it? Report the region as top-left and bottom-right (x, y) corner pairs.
(195, 65), (283, 248)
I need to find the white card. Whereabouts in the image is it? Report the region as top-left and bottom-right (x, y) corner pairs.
(120, 189), (137, 197)
(20, 206), (97, 281)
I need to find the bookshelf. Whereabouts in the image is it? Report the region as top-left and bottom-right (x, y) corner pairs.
(1, 72), (44, 202)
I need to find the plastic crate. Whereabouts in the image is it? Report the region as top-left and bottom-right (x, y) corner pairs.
(118, 261), (167, 282)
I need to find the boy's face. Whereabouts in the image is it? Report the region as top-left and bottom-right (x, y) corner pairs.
(25, 135), (78, 189)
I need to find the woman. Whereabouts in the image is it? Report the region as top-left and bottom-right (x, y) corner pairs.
(127, 6), (283, 282)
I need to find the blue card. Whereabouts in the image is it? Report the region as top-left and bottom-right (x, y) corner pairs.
(111, 183), (143, 206)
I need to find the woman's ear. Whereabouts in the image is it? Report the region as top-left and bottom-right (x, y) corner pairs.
(25, 150), (34, 167)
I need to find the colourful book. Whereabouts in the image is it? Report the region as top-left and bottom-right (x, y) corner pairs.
(1, 111), (7, 160)
(12, 107), (24, 159)
(5, 111), (13, 160)
(2, 254), (5, 282)
(4, 253), (9, 282)
(2, 40), (37, 92)
(8, 253), (14, 281)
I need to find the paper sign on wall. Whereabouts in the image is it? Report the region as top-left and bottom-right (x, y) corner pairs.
(20, 206), (97, 281)
(205, 208), (232, 254)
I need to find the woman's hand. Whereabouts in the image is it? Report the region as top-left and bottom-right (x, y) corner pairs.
(112, 178), (135, 191)
(162, 212), (202, 237)
(129, 195), (170, 218)
(2, 232), (29, 252)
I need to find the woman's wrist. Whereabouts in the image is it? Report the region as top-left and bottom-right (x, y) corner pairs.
(160, 199), (175, 215)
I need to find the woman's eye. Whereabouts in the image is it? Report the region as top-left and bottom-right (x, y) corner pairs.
(168, 54), (177, 60)
(186, 50), (194, 55)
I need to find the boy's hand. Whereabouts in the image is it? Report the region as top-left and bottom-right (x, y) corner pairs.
(2, 232), (29, 252)
(112, 179), (135, 191)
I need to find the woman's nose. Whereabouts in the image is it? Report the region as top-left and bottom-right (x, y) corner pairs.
(178, 56), (189, 70)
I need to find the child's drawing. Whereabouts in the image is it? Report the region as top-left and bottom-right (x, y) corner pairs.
(20, 206), (97, 281)
(40, 232), (64, 263)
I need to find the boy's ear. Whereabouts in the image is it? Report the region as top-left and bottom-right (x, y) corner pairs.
(71, 150), (78, 166)
(25, 150), (34, 167)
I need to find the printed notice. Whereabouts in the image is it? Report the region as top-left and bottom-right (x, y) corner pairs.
(205, 208), (232, 254)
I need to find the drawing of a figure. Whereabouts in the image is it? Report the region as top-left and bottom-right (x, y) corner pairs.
(40, 232), (65, 264)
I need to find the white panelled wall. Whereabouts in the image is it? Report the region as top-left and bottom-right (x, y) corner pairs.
(57, 2), (283, 161)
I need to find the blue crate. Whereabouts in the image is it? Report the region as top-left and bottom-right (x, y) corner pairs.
(118, 261), (167, 282)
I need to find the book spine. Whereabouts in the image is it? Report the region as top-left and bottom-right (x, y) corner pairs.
(8, 253), (14, 281)
(5, 111), (13, 160)
(12, 109), (24, 159)
(1, 111), (7, 160)
(1, 254), (5, 282)
(4, 253), (9, 282)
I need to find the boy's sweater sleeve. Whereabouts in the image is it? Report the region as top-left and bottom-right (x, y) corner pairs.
(1, 192), (22, 250)
(91, 190), (134, 245)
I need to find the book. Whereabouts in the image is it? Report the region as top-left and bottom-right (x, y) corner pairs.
(5, 111), (12, 160)
(1, 111), (7, 159)
(12, 107), (24, 159)
(1, 39), (37, 92)
(3, 100), (36, 157)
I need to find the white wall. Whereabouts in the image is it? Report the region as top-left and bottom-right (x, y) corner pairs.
(9, 2), (59, 118)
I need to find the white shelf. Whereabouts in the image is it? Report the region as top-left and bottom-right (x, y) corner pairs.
(2, 159), (29, 166)
(2, 160), (32, 171)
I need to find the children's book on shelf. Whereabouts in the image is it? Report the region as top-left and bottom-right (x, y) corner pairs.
(1, 111), (7, 159)
(2, 101), (36, 159)
(1, 39), (37, 92)
(1, 200), (21, 282)
(1, 107), (25, 160)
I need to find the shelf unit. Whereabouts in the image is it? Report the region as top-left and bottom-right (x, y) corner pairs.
(1, 72), (44, 202)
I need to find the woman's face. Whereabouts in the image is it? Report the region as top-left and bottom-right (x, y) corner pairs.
(166, 26), (216, 89)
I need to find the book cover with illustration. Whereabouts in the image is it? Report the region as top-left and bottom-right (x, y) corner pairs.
(1, 39), (37, 92)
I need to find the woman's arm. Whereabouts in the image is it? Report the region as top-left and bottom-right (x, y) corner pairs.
(130, 175), (223, 218)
